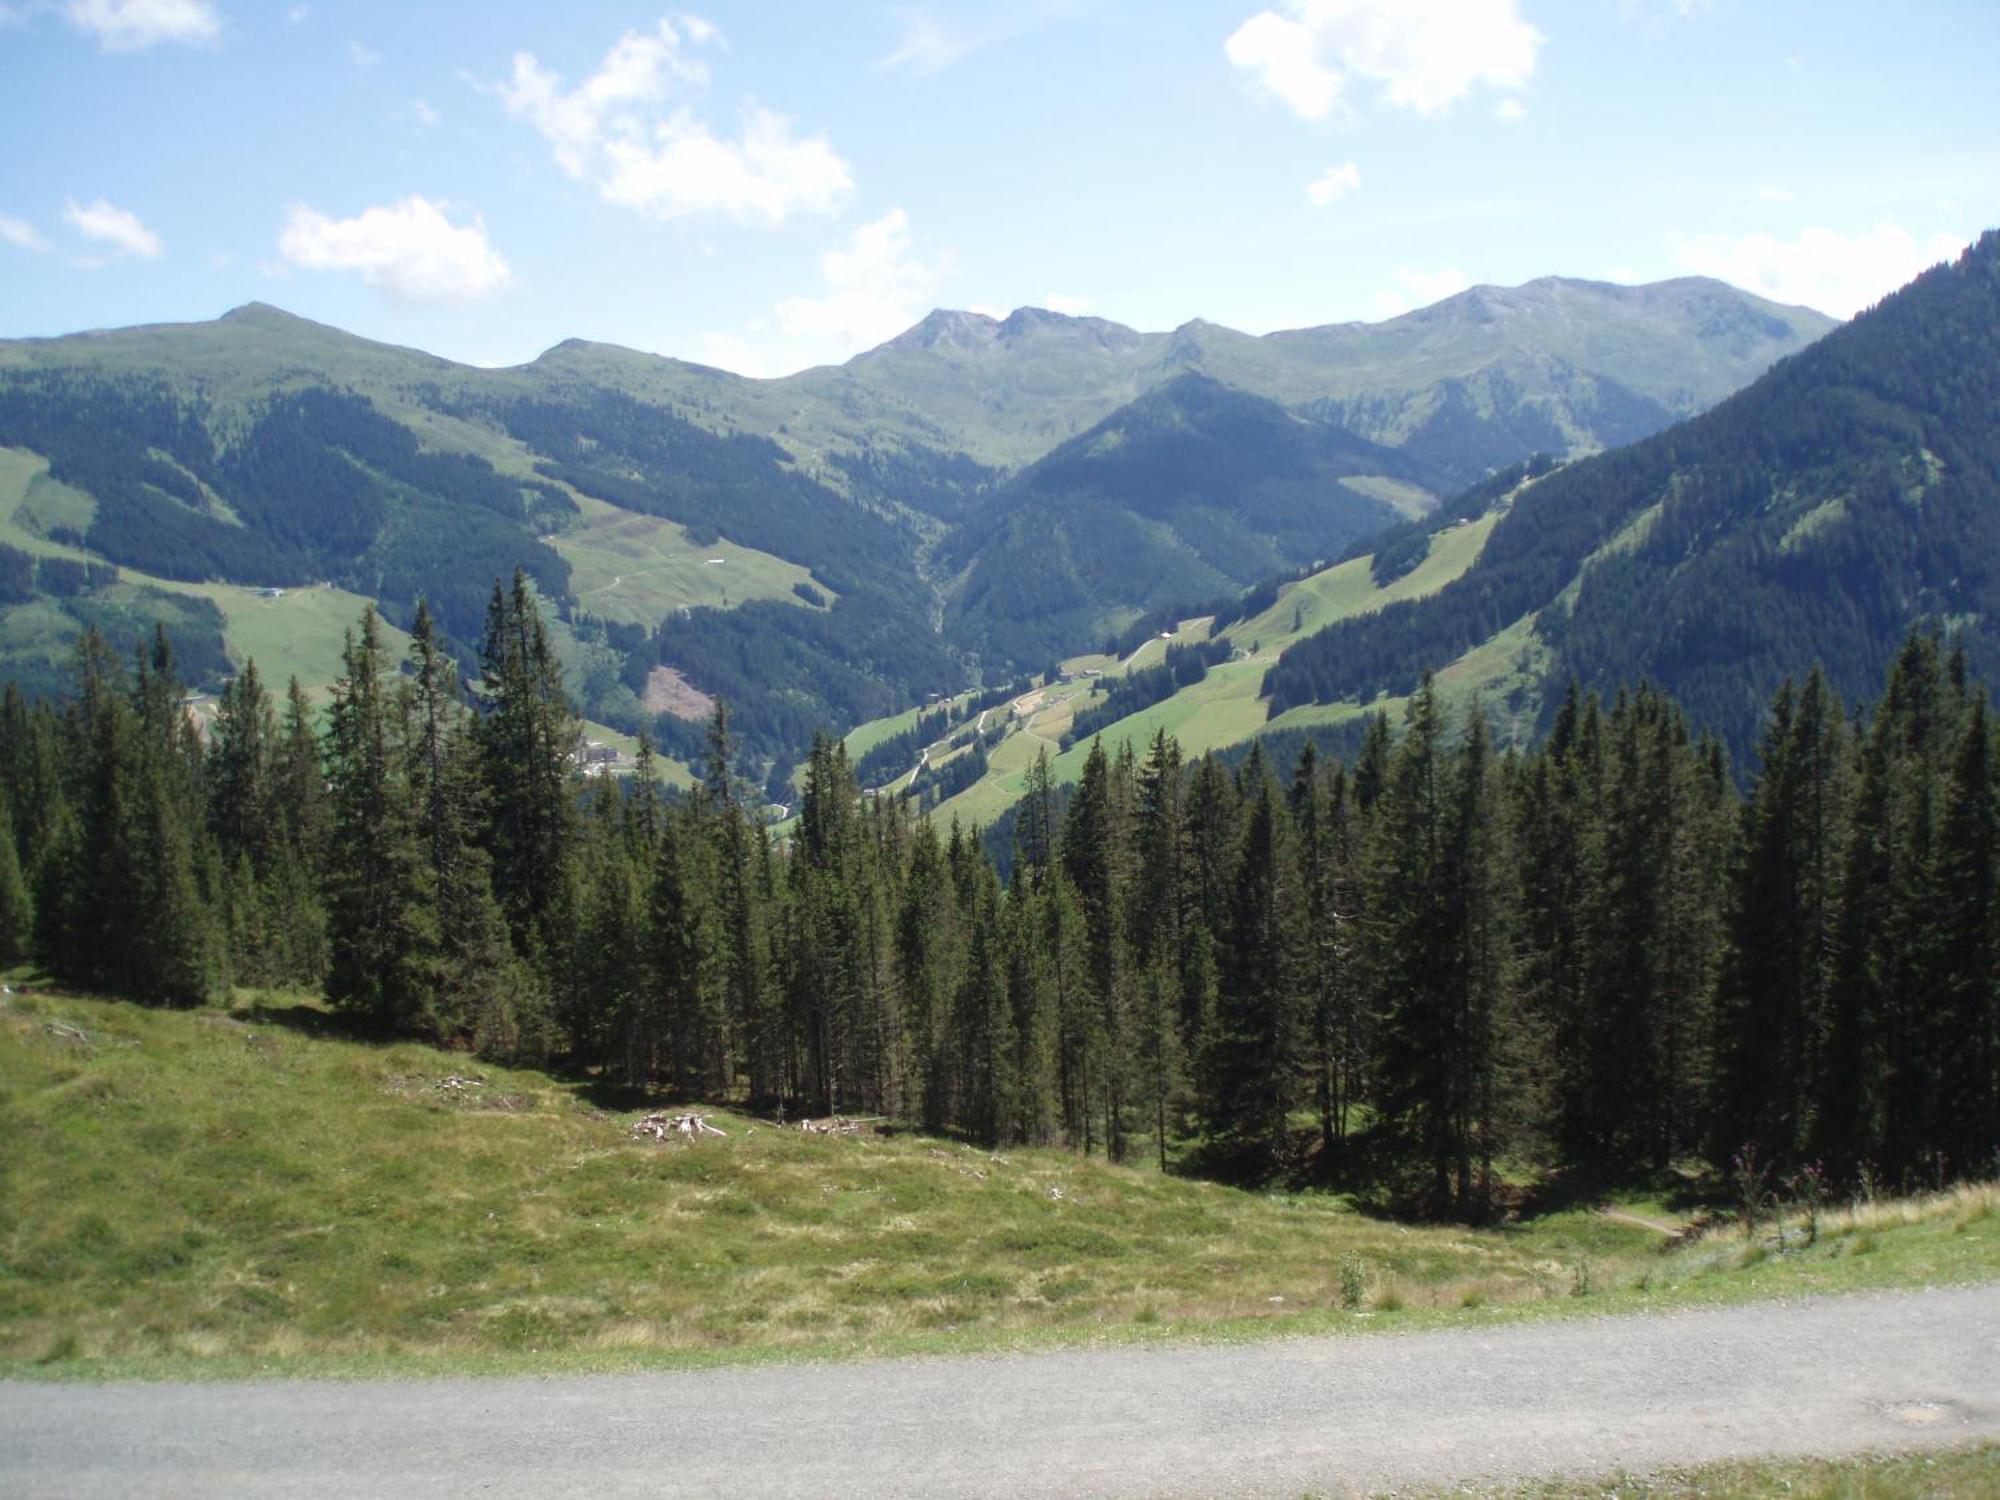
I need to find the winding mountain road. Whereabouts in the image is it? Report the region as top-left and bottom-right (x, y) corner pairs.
(4, 1285), (1996, 1498)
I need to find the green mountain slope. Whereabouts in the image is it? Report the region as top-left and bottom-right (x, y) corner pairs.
(940, 375), (1425, 666)
(1267, 230), (2000, 760)
(785, 279), (1831, 484)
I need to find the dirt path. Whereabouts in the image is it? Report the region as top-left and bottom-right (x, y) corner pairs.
(3, 1285), (1995, 1498)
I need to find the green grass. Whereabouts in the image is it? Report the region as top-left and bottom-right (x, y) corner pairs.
(2, 987), (1994, 1383)
(0, 447), (98, 559)
(1427, 1443), (2000, 1498)
(553, 493), (826, 628)
(167, 581), (412, 699)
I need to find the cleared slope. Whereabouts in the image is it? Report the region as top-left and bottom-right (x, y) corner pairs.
(922, 503), (1521, 831)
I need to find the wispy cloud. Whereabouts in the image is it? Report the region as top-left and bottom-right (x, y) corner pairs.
(1305, 161), (1361, 208)
(65, 0), (219, 51)
(0, 214), (51, 253)
(877, 2), (1083, 76)
(64, 197), (162, 257)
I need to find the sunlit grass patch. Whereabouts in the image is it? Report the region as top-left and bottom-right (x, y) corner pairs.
(2, 987), (1995, 1382)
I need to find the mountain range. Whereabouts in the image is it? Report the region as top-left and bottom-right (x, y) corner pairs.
(0, 272), (1833, 780)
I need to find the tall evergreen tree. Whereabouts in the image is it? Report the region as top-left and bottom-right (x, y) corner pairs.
(1206, 748), (1301, 1168)
(477, 570), (580, 967)
(0, 795), (35, 965)
(323, 607), (429, 1029)
(406, 601), (524, 1049)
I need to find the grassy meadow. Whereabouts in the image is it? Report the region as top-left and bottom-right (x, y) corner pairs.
(2, 984), (1995, 1383)
(553, 492), (825, 627)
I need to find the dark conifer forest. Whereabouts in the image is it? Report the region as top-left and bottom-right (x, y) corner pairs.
(6, 581), (1995, 1217)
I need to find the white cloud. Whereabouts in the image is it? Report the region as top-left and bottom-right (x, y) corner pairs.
(1755, 183), (1795, 204)
(599, 109), (852, 226)
(1372, 266), (1472, 318)
(1225, 11), (1338, 120)
(1495, 97), (1526, 123)
(408, 98), (438, 127)
(1668, 223), (1964, 318)
(65, 0), (218, 50)
(1044, 292), (1094, 316)
(64, 197), (162, 257)
(277, 195), (511, 303)
(1305, 160), (1362, 207)
(0, 214), (50, 253)
(1226, 0), (1540, 120)
(347, 38), (378, 66)
(701, 208), (950, 376)
(496, 17), (848, 226)
(499, 20), (714, 176)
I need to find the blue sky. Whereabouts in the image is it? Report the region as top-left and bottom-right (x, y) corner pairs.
(1, 0), (1995, 373)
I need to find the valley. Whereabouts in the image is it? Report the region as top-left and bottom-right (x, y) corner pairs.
(5, 9), (1994, 1496)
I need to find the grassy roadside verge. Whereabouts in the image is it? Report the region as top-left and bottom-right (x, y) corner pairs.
(3, 986), (1995, 1384)
(1417, 1442), (2000, 1498)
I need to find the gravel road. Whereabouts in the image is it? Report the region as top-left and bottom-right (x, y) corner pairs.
(4, 1284), (1996, 1498)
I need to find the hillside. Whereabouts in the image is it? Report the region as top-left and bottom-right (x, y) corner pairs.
(0, 275), (1829, 777)
(858, 490), (1520, 831)
(1266, 230), (2000, 760)
(3, 986), (1992, 1378)
(938, 375), (1426, 666)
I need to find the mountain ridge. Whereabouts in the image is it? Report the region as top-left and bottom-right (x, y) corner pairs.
(0, 267), (1841, 776)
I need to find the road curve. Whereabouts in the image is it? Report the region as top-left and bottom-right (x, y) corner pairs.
(4, 1285), (1997, 1498)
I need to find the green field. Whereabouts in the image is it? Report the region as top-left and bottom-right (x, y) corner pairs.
(553, 493), (826, 628)
(0, 448), (97, 559)
(3, 986), (1993, 1382)
(919, 509), (1512, 829)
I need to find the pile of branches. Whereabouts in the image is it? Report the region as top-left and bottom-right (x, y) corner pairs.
(632, 1111), (728, 1142)
(795, 1116), (867, 1135)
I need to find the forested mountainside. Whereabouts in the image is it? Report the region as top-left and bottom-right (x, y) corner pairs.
(1265, 232), (2000, 762)
(938, 376), (1425, 666)
(0, 275), (1828, 778)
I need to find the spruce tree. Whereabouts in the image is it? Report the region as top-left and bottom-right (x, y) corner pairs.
(1132, 730), (1189, 1168)
(477, 571), (580, 966)
(0, 796), (34, 966)
(323, 607), (429, 1030)
(406, 602), (523, 1050)
(1716, 670), (1844, 1171)
(1928, 696), (1997, 1175)
(1207, 748), (1301, 1170)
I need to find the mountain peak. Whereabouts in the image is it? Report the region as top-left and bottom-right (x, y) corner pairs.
(882, 308), (1002, 353)
(218, 301), (308, 326)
